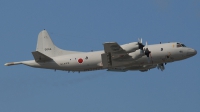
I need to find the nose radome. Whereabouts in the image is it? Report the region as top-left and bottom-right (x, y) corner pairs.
(187, 49), (197, 56)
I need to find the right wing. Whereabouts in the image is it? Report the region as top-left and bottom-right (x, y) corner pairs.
(127, 65), (157, 72)
(106, 64), (157, 72)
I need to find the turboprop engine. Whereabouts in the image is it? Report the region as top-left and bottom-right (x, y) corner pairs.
(121, 42), (140, 53)
(121, 39), (144, 53)
(123, 38), (153, 61)
(129, 49), (144, 60)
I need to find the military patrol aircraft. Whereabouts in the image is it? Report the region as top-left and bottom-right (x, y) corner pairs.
(5, 30), (197, 72)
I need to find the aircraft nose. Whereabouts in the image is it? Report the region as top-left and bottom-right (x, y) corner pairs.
(187, 49), (197, 56)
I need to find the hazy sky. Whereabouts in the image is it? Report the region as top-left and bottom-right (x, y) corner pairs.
(1, 0), (200, 112)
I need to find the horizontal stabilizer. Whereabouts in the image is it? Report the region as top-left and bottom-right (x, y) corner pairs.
(4, 62), (22, 66)
(32, 51), (52, 62)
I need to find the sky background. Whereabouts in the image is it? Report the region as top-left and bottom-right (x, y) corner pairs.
(0, 0), (200, 112)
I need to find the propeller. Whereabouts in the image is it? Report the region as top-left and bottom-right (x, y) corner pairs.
(144, 42), (151, 57)
(138, 39), (152, 63)
(144, 41), (152, 63)
(144, 48), (151, 57)
(138, 38), (145, 50)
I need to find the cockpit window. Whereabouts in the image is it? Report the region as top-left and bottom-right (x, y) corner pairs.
(177, 43), (182, 47)
(181, 44), (186, 47)
(177, 43), (186, 47)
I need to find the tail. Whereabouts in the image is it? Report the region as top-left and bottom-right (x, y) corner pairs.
(36, 30), (82, 57)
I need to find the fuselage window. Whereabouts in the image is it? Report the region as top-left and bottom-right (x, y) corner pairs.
(161, 48), (163, 51)
(85, 56), (88, 60)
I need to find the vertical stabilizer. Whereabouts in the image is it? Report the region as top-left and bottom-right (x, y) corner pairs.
(36, 30), (55, 57)
(36, 30), (82, 57)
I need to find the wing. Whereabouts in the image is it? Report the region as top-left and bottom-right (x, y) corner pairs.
(101, 42), (132, 68)
(106, 64), (157, 72)
(103, 42), (131, 59)
(126, 64), (157, 72)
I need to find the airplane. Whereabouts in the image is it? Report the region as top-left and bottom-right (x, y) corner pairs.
(4, 30), (197, 72)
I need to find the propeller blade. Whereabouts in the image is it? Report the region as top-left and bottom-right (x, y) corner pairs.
(138, 38), (142, 44)
(144, 41), (152, 63)
(146, 41), (148, 48)
(145, 48), (151, 57)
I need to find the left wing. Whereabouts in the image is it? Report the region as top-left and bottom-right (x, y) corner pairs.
(101, 42), (132, 68)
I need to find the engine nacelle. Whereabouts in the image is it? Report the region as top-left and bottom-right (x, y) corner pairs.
(129, 49), (144, 60)
(121, 42), (140, 53)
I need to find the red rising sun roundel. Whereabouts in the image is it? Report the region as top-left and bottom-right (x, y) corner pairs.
(78, 58), (83, 63)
